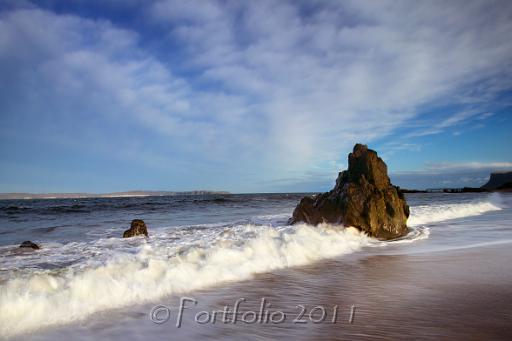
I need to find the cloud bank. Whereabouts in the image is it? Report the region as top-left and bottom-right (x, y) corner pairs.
(0, 0), (511, 192)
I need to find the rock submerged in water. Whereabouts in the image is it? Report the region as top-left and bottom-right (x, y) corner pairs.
(123, 219), (149, 238)
(289, 143), (409, 240)
(19, 241), (40, 249)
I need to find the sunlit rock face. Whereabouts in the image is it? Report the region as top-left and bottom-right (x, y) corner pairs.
(289, 144), (409, 240)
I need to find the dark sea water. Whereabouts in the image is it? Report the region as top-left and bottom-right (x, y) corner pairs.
(0, 193), (302, 247)
(0, 192), (511, 339)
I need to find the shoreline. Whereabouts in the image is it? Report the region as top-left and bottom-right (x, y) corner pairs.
(19, 243), (512, 340)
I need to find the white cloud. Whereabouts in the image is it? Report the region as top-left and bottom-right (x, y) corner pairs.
(425, 162), (512, 172)
(392, 161), (512, 177)
(1, 1), (512, 191)
(477, 112), (495, 120)
(149, 0), (512, 172)
(407, 110), (484, 137)
(0, 8), (256, 162)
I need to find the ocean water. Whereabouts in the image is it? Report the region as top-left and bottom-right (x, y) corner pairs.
(0, 192), (510, 339)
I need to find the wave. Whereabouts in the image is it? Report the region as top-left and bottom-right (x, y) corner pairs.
(0, 224), (374, 337)
(407, 193), (502, 227)
(0, 194), (505, 337)
(390, 226), (431, 244)
(0, 204), (91, 215)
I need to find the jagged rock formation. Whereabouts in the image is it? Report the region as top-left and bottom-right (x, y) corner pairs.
(123, 219), (149, 238)
(289, 144), (409, 240)
(482, 171), (512, 190)
(19, 241), (40, 249)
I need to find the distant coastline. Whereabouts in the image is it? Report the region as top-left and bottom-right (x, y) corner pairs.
(2, 171), (511, 200)
(402, 171), (512, 193)
(0, 190), (231, 200)
(401, 187), (489, 193)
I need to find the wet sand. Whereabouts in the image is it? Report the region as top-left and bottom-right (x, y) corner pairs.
(23, 243), (512, 341)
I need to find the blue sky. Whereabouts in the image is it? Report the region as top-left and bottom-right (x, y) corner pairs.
(0, 0), (511, 193)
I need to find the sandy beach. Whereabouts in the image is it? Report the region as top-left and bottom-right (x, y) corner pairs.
(22, 242), (512, 341)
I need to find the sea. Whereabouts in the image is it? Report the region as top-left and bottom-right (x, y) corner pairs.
(0, 192), (511, 339)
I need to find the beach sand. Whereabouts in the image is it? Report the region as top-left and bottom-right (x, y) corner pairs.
(25, 243), (512, 340)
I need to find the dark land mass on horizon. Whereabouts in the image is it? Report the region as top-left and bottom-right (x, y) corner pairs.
(402, 170), (512, 193)
(0, 190), (231, 200)
(2, 171), (511, 200)
(482, 171), (512, 191)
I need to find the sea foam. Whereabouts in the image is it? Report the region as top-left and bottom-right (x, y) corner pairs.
(0, 225), (372, 337)
(408, 193), (502, 226)
(0, 194), (504, 337)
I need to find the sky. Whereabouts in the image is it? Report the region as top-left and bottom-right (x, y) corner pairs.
(0, 0), (511, 193)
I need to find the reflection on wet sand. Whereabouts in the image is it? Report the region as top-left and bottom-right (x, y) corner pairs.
(25, 244), (512, 341)
(199, 246), (512, 340)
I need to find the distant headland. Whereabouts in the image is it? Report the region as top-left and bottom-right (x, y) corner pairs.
(402, 170), (512, 193)
(481, 171), (512, 191)
(0, 190), (231, 200)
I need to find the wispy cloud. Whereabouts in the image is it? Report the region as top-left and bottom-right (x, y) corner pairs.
(407, 110), (494, 137)
(477, 112), (495, 120)
(149, 0), (512, 180)
(1, 1), (512, 192)
(425, 161), (512, 172)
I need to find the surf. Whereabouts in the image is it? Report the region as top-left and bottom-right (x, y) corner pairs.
(0, 193), (505, 337)
(0, 224), (372, 337)
(407, 193), (502, 227)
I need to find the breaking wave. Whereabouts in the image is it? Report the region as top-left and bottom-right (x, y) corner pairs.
(0, 193), (504, 337)
(0, 224), (373, 337)
(408, 193), (502, 226)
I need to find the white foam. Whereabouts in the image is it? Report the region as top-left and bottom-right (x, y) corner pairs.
(390, 227), (431, 244)
(2, 194), (503, 337)
(408, 194), (502, 227)
(0, 224), (373, 338)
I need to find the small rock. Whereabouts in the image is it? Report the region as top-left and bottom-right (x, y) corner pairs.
(19, 241), (40, 249)
(123, 219), (149, 238)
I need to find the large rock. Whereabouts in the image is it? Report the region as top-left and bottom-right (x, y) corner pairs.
(289, 144), (409, 240)
(123, 219), (149, 238)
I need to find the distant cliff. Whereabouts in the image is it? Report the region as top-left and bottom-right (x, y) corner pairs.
(0, 190), (231, 200)
(481, 171), (512, 190)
